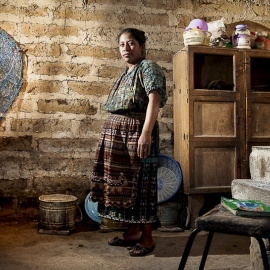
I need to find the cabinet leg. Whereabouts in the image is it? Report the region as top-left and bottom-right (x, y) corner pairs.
(188, 195), (205, 228)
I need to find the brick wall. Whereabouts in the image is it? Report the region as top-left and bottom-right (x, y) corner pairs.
(0, 0), (270, 208)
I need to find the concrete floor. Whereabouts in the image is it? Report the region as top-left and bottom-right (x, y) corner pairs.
(0, 217), (252, 270)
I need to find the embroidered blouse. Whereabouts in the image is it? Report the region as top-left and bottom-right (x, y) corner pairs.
(104, 59), (167, 112)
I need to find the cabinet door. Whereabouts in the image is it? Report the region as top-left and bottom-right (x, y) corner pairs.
(246, 50), (270, 177)
(187, 47), (245, 142)
(187, 47), (246, 193)
(189, 141), (241, 194)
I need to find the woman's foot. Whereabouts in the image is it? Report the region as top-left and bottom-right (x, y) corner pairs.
(129, 243), (155, 256)
(108, 236), (138, 246)
(128, 223), (154, 254)
(108, 231), (141, 246)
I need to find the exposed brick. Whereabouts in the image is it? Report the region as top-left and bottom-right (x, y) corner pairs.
(67, 44), (119, 59)
(54, 8), (116, 22)
(55, 7), (169, 26)
(37, 157), (69, 172)
(160, 104), (173, 118)
(252, 20), (270, 30)
(177, 15), (194, 28)
(81, 0), (137, 5)
(121, 10), (169, 26)
(166, 85), (173, 98)
(160, 137), (173, 156)
(36, 156), (93, 176)
(68, 81), (112, 96)
(147, 30), (179, 50)
(10, 119), (72, 133)
(163, 67), (173, 82)
(141, 0), (178, 10)
(37, 99), (98, 115)
(0, 21), (16, 35)
(0, 119), (6, 132)
(31, 176), (91, 202)
(0, 176), (90, 201)
(198, 0), (254, 15)
(0, 178), (28, 193)
(98, 66), (123, 79)
(0, 136), (33, 151)
(90, 27), (120, 43)
(147, 49), (174, 63)
(21, 23), (78, 37)
(26, 80), (62, 94)
(0, 4), (15, 14)
(0, 156), (24, 180)
(0, 4), (49, 17)
(157, 67), (173, 81)
(38, 138), (97, 152)
(26, 43), (61, 57)
(78, 117), (105, 135)
(11, 98), (34, 113)
(34, 62), (90, 77)
(54, 8), (91, 20)
(20, 5), (49, 17)
(159, 121), (173, 134)
(252, 4), (267, 17)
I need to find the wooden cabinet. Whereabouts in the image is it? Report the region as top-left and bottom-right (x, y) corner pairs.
(173, 46), (270, 222)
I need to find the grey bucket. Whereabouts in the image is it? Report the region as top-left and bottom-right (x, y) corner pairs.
(39, 194), (82, 231)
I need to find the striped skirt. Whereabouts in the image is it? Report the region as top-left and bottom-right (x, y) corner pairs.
(90, 113), (159, 223)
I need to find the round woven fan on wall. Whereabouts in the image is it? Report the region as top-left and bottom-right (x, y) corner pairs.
(0, 28), (24, 121)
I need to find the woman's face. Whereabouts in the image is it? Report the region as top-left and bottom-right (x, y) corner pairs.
(119, 32), (145, 65)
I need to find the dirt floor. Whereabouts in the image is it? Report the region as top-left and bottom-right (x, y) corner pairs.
(0, 216), (252, 270)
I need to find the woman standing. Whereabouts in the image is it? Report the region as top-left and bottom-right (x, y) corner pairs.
(90, 28), (167, 256)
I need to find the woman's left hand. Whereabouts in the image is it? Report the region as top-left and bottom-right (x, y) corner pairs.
(137, 131), (151, 158)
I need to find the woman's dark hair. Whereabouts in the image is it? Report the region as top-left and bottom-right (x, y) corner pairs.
(117, 28), (146, 45)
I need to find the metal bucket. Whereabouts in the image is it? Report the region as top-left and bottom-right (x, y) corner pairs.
(157, 202), (180, 227)
(39, 194), (82, 231)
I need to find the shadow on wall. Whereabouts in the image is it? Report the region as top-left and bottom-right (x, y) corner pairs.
(11, 49), (29, 115)
(225, 20), (270, 37)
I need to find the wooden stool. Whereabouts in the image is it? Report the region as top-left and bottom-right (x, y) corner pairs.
(178, 205), (270, 270)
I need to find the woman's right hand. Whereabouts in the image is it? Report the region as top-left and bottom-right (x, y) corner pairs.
(137, 90), (161, 159)
(137, 131), (151, 159)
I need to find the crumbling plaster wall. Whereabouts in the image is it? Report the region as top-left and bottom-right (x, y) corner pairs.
(0, 0), (270, 209)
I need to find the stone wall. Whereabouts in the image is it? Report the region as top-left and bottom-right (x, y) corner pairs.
(0, 0), (270, 209)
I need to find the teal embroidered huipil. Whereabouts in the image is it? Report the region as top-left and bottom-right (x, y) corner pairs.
(104, 59), (167, 112)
